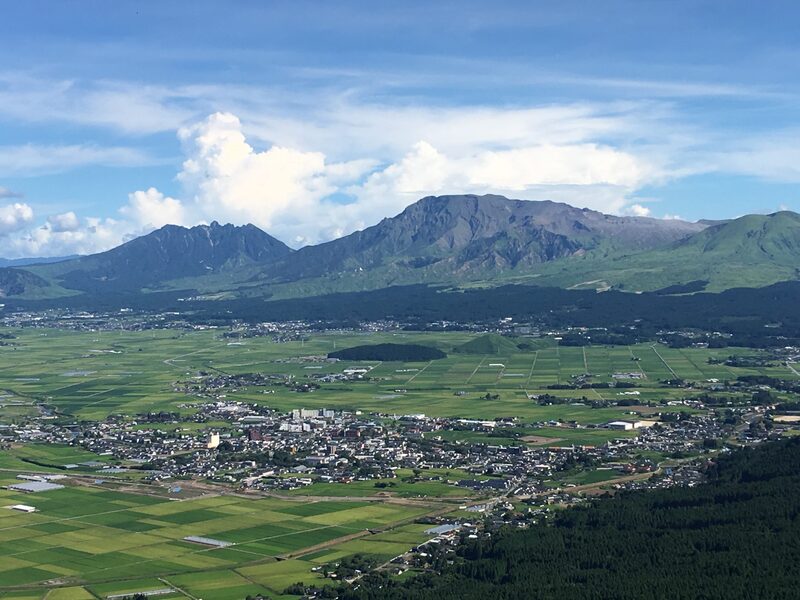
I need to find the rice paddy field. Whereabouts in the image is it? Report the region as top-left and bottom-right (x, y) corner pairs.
(0, 475), (434, 598)
(0, 327), (795, 425)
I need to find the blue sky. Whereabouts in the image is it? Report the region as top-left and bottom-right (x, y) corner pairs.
(0, 0), (799, 256)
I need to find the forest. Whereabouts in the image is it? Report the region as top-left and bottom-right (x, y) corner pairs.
(10, 281), (800, 346)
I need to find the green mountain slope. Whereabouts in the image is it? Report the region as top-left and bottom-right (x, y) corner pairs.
(520, 211), (800, 292)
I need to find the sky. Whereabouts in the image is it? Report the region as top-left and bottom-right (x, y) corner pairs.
(0, 0), (799, 257)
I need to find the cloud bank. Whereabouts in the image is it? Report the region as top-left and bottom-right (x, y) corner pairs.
(0, 109), (673, 257)
(11, 91), (799, 259)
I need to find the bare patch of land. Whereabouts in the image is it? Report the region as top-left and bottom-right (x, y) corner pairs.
(521, 435), (564, 445)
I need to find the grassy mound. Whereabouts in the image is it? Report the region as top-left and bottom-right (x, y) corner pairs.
(453, 334), (520, 355)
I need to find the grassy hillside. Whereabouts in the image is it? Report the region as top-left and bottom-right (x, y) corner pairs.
(500, 211), (800, 292)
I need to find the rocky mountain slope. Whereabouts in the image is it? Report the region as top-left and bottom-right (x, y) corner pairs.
(0, 221), (292, 296)
(264, 194), (708, 282)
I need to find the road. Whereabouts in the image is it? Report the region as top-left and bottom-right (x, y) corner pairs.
(650, 344), (678, 379)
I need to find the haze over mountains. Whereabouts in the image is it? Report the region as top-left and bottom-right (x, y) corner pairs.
(0, 194), (798, 301)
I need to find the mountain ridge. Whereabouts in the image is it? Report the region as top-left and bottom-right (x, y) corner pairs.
(262, 194), (708, 283)
(525, 210), (800, 293)
(1, 195), (797, 300)
(0, 221), (292, 296)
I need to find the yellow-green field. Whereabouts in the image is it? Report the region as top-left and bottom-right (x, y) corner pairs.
(0, 476), (434, 598)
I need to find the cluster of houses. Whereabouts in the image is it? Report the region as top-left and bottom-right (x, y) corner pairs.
(1, 390), (784, 496)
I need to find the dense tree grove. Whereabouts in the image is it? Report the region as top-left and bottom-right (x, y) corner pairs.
(11, 282), (800, 346)
(337, 438), (800, 600)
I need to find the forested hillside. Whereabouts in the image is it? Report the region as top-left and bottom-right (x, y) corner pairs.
(340, 438), (800, 599)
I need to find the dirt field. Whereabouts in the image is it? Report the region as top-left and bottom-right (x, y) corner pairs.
(520, 435), (564, 445)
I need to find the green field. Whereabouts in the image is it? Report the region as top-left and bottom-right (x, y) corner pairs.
(0, 328), (791, 425)
(0, 479), (432, 597)
(287, 468), (490, 499)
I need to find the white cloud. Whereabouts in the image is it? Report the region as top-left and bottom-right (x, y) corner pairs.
(356, 141), (450, 199)
(349, 139), (659, 226)
(46, 211), (81, 232)
(0, 109), (676, 257)
(3, 216), (139, 258)
(142, 112), (664, 246)
(243, 102), (654, 161)
(467, 144), (653, 189)
(714, 131), (800, 182)
(0, 202), (34, 234)
(176, 112), (331, 228)
(625, 204), (652, 217)
(121, 188), (186, 229)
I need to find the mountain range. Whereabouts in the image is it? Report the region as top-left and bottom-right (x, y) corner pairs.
(0, 194), (798, 301)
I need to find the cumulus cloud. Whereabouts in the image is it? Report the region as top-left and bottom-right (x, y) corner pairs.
(175, 112), (338, 230)
(121, 188), (186, 229)
(46, 211), (81, 233)
(4, 216), (139, 258)
(158, 115), (660, 243)
(467, 144), (652, 189)
(352, 141), (451, 212)
(0, 202), (34, 234)
(349, 139), (659, 226)
(0, 110), (673, 257)
(625, 204), (652, 217)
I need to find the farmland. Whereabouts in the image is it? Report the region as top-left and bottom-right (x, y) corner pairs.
(0, 328), (794, 425)
(0, 477), (434, 598)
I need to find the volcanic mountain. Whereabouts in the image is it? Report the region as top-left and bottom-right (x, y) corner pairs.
(2, 195), (798, 299)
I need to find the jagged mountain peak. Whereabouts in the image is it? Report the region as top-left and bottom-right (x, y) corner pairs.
(35, 221), (293, 293)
